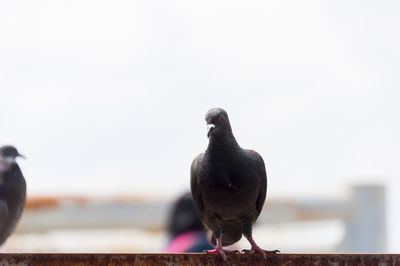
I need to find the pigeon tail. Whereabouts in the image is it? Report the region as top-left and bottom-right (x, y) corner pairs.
(211, 220), (242, 247)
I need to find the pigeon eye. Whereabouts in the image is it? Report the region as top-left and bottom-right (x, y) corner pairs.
(220, 115), (225, 121)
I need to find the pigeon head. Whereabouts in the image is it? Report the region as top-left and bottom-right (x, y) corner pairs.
(205, 108), (232, 138)
(0, 146), (25, 160)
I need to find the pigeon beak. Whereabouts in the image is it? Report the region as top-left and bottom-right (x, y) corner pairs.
(17, 153), (26, 159)
(207, 124), (215, 138)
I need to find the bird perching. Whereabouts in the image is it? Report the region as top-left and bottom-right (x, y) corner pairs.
(190, 108), (278, 264)
(0, 145), (26, 246)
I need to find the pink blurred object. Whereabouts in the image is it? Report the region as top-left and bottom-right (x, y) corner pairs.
(164, 231), (199, 253)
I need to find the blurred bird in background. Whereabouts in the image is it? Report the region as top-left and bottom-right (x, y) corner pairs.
(0, 145), (26, 247)
(164, 192), (214, 253)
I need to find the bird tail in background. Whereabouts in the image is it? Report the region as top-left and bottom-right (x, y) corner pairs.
(211, 220), (242, 247)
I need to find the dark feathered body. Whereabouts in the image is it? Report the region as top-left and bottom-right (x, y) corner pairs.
(0, 151), (26, 246)
(191, 109), (267, 247)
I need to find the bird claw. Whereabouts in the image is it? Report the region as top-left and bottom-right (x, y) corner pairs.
(256, 248), (280, 255)
(242, 247), (279, 264)
(267, 249), (280, 254)
(203, 248), (237, 265)
(241, 249), (254, 254)
(265, 249), (281, 254)
(263, 249), (279, 264)
(203, 249), (217, 254)
(204, 249), (240, 254)
(202, 249), (222, 254)
(242, 248), (279, 254)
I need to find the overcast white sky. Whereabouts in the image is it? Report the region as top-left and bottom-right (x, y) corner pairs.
(0, 0), (399, 199)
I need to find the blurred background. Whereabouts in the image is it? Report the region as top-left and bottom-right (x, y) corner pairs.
(1, 0), (399, 253)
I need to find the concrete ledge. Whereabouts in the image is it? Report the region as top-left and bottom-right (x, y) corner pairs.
(0, 253), (400, 265)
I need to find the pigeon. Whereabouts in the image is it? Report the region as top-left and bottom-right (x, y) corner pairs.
(0, 145), (26, 246)
(190, 108), (278, 264)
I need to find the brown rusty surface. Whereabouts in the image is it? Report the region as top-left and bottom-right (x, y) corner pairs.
(0, 253), (400, 266)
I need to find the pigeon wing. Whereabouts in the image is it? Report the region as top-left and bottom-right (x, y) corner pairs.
(248, 150), (267, 218)
(0, 163), (9, 234)
(190, 154), (208, 227)
(0, 200), (9, 242)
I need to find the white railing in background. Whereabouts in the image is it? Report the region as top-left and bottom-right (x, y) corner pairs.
(15, 184), (386, 252)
